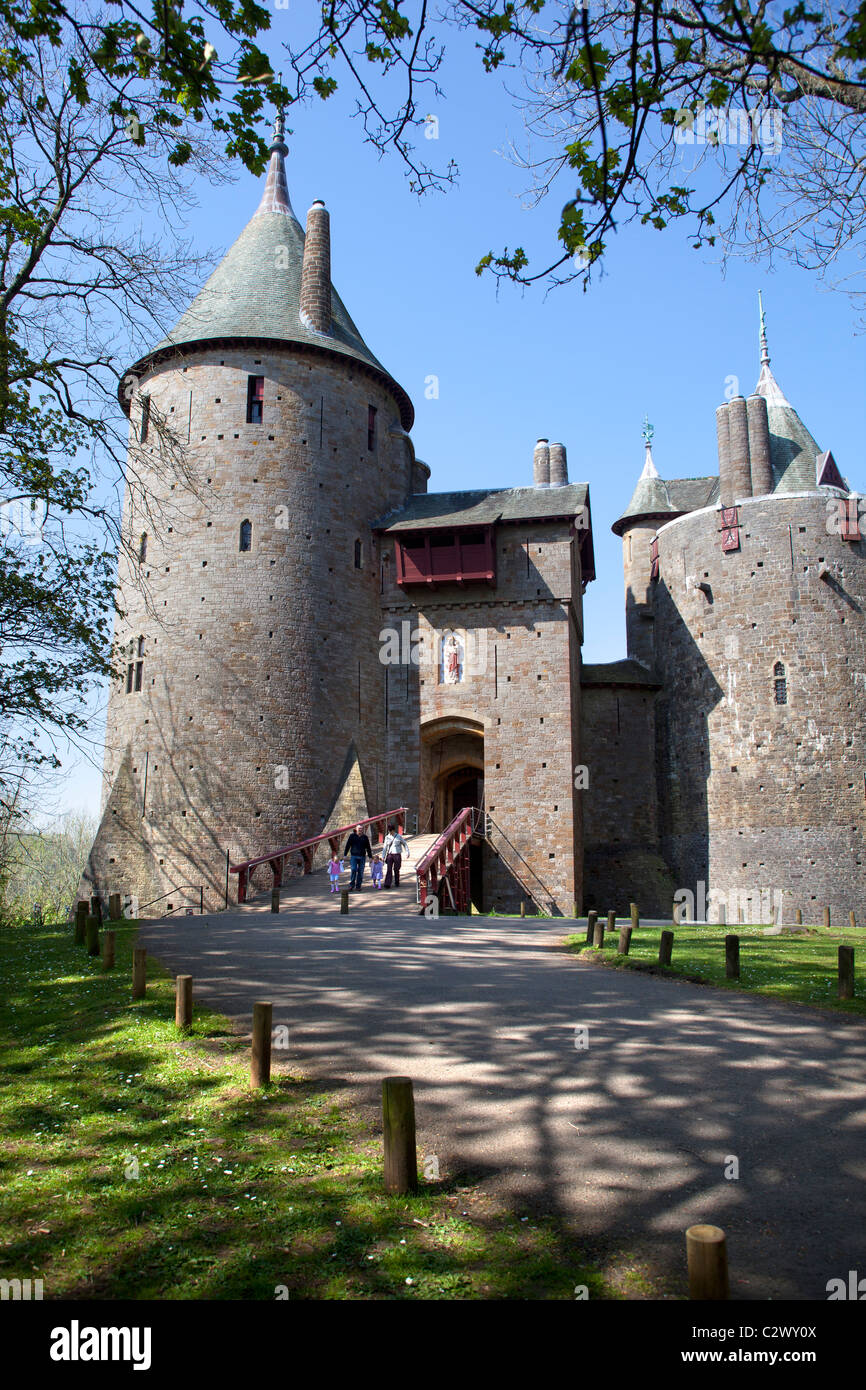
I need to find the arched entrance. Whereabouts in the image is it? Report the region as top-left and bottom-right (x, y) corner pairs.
(419, 715), (485, 833)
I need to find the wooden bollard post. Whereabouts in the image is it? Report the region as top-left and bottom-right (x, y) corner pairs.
(659, 929), (674, 967)
(593, 917), (605, 949)
(132, 947), (147, 999)
(520, 900), (526, 918)
(607, 910), (616, 936)
(90, 895), (103, 926)
(74, 900), (87, 944)
(85, 914), (100, 957)
(618, 925), (632, 955)
(250, 1001), (273, 1087)
(838, 946), (855, 1001)
(686, 1224), (729, 1300)
(795, 908), (803, 925)
(175, 975), (193, 1028)
(630, 902), (639, 932)
(382, 1076), (418, 1195)
(823, 907), (831, 929)
(725, 934), (740, 980)
(340, 889), (349, 915)
(102, 930), (116, 971)
(108, 892), (122, 921)
(572, 901), (578, 919)
(850, 910), (857, 930)
(271, 887), (280, 914)
(585, 909), (597, 945)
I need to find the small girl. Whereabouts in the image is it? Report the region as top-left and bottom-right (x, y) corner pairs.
(328, 855), (344, 892)
(370, 854), (384, 889)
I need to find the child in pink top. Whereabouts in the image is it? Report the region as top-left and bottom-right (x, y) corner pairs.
(328, 856), (343, 892)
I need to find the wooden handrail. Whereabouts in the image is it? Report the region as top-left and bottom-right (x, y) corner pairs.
(230, 806), (409, 904)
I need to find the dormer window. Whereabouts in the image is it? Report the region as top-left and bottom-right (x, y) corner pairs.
(247, 376), (264, 424)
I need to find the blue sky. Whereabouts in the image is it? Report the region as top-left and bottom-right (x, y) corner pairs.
(52, 13), (866, 818)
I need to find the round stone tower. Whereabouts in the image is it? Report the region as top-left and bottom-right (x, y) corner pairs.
(85, 119), (418, 910)
(652, 333), (866, 924)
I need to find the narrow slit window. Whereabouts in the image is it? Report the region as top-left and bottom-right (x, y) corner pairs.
(139, 394), (151, 443)
(138, 532), (147, 563)
(367, 404), (377, 451)
(125, 663), (134, 694)
(773, 661), (787, 705)
(354, 538), (363, 569)
(133, 635), (145, 692)
(240, 519), (252, 552)
(247, 376), (264, 424)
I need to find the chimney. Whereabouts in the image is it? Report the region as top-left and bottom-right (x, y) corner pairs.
(747, 393), (772, 496)
(299, 200), (331, 334)
(716, 403), (732, 504)
(533, 438), (550, 488)
(727, 396), (753, 500)
(548, 442), (568, 487)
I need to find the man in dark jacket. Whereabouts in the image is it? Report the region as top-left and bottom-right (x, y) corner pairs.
(344, 824), (373, 891)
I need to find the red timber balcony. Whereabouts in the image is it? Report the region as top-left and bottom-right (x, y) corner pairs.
(229, 807), (408, 904)
(415, 806), (484, 914)
(395, 525), (496, 588)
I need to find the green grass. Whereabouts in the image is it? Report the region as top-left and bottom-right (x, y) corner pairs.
(566, 921), (866, 1016)
(0, 919), (628, 1300)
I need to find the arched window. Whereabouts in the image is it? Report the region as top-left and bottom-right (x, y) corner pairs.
(354, 538), (363, 569)
(138, 532), (147, 563)
(773, 661), (787, 705)
(239, 519), (252, 552)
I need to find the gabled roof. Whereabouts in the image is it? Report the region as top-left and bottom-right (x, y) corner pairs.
(122, 122), (413, 428)
(373, 483), (595, 580)
(373, 483), (590, 531)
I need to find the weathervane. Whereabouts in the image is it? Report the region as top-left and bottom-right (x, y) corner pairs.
(759, 289), (770, 366)
(642, 415), (654, 448)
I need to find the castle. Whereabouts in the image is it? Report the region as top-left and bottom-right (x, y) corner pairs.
(84, 121), (866, 923)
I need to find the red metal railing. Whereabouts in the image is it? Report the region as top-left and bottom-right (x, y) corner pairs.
(230, 806), (408, 904)
(415, 806), (484, 913)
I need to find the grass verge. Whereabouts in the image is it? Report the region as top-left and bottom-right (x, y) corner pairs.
(566, 922), (866, 1017)
(0, 918), (628, 1300)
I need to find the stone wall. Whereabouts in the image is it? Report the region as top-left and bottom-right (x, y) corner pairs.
(580, 674), (676, 917)
(378, 517), (584, 915)
(653, 491), (866, 923)
(84, 345), (414, 911)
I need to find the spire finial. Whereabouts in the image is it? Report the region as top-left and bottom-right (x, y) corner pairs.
(639, 415), (659, 480)
(270, 102), (288, 157)
(759, 289), (770, 367)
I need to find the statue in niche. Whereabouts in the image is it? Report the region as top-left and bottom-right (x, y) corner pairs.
(442, 630), (464, 684)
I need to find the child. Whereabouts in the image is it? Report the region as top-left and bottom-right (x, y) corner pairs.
(328, 855), (344, 892)
(370, 854), (384, 889)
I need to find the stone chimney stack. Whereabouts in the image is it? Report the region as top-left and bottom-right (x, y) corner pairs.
(727, 395), (753, 500)
(548, 442), (568, 487)
(299, 200), (331, 334)
(533, 438), (550, 488)
(746, 393), (772, 496)
(716, 403), (732, 504)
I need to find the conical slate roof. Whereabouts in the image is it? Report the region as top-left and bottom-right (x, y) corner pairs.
(753, 294), (821, 492)
(754, 361), (821, 493)
(612, 442), (717, 535)
(124, 125), (413, 428)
